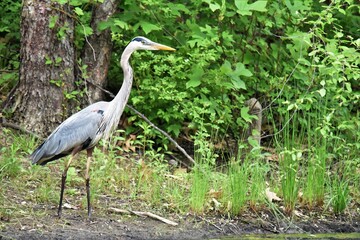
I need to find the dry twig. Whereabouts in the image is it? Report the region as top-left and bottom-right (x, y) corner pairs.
(196, 215), (223, 232)
(1, 119), (44, 140)
(109, 207), (178, 226)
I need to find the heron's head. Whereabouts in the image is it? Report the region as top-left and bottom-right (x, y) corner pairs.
(129, 36), (176, 51)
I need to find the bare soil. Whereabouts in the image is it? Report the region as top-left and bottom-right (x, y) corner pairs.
(1, 207), (359, 240)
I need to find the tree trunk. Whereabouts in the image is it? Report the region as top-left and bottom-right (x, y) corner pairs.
(4, 0), (76, 137)
(80, 0), (117, 104)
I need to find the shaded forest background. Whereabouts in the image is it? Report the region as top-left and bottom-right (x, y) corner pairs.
(0, 0), (359, 156)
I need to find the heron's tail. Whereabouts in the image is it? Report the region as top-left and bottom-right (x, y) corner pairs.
(30, 141), (68, 166)
(29, 142), (47, 165)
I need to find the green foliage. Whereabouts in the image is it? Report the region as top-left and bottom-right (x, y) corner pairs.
(2, 0), (359, 150)
(102, 0), (360, 157)
(0, 0), (20, 97)
(0, 129), (28, 179)
(0, 144), (21, 178)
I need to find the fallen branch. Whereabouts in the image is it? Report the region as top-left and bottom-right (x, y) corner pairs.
(108, 207), (130, 214)
(196, 215), (223, 232)
(1, 119), (44, 140)
(126, 105), (195, 166)
(108, 207), (178, 226)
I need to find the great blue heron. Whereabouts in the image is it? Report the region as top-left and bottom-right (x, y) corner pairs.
(30, 36), (175, 218)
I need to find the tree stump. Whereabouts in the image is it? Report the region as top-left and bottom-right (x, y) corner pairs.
(245, 98), (262, 147)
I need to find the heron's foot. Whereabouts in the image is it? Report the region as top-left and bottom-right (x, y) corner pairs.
(85, 177), (91, 221)
(57, 209), (62, 219)
(58, 173), (67, 219)
(87, 204), (92, 220)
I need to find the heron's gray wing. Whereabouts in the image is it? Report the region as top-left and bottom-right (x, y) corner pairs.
(30, 101), (108, 165)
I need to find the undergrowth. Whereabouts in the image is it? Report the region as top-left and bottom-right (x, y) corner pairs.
(0, 125), (359, 224)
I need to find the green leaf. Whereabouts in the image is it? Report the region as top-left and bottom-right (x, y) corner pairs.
(235, 62), (253, 77)
(235, 0), (268, 16)
(287, 103), (296, 111)
(249, 0), (268, 11)
(168, 124), (181, 136)
(209, 3), (221, 12)
(97, 21), (111, 31)
(0, 72), (16, 85)
(82, 25), (93, 36)
(231, 76), (246, 90)
(284, 0), (311, 15)
(57, 0), (68, 4)
(55, 57), (62, 64)
(220, 61), (232, 74)
(140, 21), (161, 34)
(345, 82), (352, 93)
(240, 107), (252, 123)
(49, 15), (58, 29)
(186, 67), (204, 89)
(74, 7), (84, 16)
(69, 0), (83, 6)
(114, 20), (128, 29)
(202, 0), (220, 12)
(186, 78), (201, 89)
(221, 61), (250, 89)
(45, 56), (52, 65)
(318, 88), (326, 97)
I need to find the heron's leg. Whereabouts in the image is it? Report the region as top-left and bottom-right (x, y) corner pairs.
(85, 147), (94, 219)
(58, 154), (75, 218)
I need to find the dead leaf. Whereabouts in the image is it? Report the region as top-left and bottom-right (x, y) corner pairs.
(63, 203), (78, 210)
(294, 209), (305, 217)
(212, 198), (221, 210)
(173, 167), (187, 176)
(265, 187), (281, 202)
(124, 134), (136, 152)
(208, 189), (222, 199)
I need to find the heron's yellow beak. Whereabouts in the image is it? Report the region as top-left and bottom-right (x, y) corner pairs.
(153, 43), (176, 51)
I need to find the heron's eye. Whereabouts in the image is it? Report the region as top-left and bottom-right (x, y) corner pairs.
(141, 40), (146, 44)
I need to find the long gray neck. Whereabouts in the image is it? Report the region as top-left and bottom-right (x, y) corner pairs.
(115, 47), (134, 104)
(103, 46), (134, 139)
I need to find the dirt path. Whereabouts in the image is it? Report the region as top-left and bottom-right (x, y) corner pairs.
(1, 210), (359, 240)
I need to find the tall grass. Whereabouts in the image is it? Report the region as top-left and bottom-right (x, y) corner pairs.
(326, 138), (354, 214)
(277, 111), (302, 214)
(189, 164), (210, 213)
(227, 158), (248, 215)
(0, 131), (24, 178)
(164, 178), (188, 213)
(248, 160), (268, 209)
(330, 176), (350, 214)
(189, 128), (217, 213)
(303, 111), (327, 208)
(305, 142), (326, 204)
